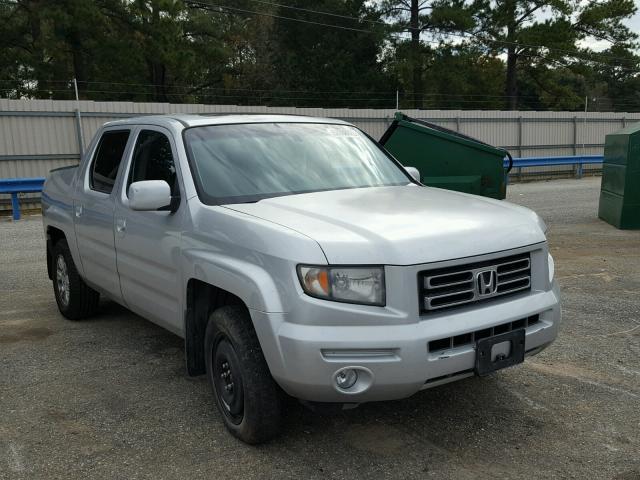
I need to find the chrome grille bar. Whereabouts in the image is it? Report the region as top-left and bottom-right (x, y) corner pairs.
(420, 253), (532, 312)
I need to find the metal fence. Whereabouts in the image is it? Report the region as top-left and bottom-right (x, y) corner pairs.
(1, 98), (638, 211)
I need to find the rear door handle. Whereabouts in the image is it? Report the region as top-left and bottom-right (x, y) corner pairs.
(116, 218), (126, 234)
(75, 205), (83, 217)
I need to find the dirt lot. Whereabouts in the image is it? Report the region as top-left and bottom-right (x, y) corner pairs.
(1, 177), (639, 480)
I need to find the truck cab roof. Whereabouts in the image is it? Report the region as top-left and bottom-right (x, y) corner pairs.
(103, 113), (352, 129)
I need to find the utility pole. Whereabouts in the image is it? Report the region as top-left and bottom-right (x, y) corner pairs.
(583, 96), (588, 156)
(396, 90), (399, 110)
(73, 78), (85, 156)
(576, 96), (590, 179)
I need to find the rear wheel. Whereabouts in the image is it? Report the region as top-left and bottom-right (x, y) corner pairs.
(205, 305), (282, 444)
(52, 239), (100, 320)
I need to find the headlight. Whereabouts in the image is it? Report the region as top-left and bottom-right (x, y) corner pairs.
(548, 253), (555, 283)
(297, 265), (385, 306)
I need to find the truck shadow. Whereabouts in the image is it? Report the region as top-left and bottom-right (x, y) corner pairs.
(269, 373), (552, 471)
(81, 299), (550, 461)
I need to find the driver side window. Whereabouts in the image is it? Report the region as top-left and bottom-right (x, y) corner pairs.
(90, 130), (130, 194)
(127, 130), (178, 196)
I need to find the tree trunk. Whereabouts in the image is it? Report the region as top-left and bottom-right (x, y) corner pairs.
(504, 0), (518, 110)
(148, 2), (169, 103)
(410, 0), (422, 109)
(22, 0), (48, 94)
(69, 31), (87, 99)
(505, 46), (517, 110)
(149, 61), (168, 102)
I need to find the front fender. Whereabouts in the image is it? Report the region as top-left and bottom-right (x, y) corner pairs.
(182, 202), (328, 315)
(182, 249), (286, 313)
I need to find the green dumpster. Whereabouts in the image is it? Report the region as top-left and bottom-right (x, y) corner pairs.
(598, 123), (640, 229)
(380, 112), (512, 199)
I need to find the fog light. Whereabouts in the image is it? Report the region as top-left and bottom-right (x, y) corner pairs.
(335, 369), (358, 390)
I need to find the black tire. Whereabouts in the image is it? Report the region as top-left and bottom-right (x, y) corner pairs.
(205, 305), (282, 444)
(52, 239), (100, 320)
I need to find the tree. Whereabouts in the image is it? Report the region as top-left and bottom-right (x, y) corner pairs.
(381, 41), (506, 109)
(263, 0), (393, 107)
(381, 0), (474, 108)
(47, 0), (111, 98)
(105, 0), (229, 102)
(583, 45), (640, 112)
(425, 44), (505, 109)
(0, 0), (58, 97)
(0, 0), (638, 112)
(470, 0), (638, 110)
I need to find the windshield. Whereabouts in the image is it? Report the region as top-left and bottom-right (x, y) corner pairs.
(183, 122), (411, 204)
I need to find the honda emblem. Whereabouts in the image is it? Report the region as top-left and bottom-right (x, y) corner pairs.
(476, 269), (498, 297)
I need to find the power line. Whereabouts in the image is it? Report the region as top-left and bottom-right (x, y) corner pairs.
(473, 34), (639, 68)
(2, 0), (634, 83)
(0, 78), (636, 103)
(247, 0), (390, 27)
(247, 0), (638, 68)
(186, 0), (639, 72)
(0, 79), (598, 101)
(74, 80), (402, 96)
(0, 87), (394, 101)
(0, 79), (374, 94)
(1, 0), (637, 75)
(2, 85), (639, 108)
(186, 0), (393, 36)
(74, 81), (600, 101)
(0, 78), (403, 97)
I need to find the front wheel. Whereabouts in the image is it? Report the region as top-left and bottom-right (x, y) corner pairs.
(205, 305), (282, 444)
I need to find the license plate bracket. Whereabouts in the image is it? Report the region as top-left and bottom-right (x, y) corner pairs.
(475, 329), (525, 376)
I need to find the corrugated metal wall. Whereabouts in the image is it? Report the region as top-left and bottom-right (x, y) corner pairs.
(2, 99), (639, 211)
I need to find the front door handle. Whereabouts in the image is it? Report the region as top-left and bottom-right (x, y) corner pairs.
(116, 218), (127, 234)
(75, 205), (83, 217)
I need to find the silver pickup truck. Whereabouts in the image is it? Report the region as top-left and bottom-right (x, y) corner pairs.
(42, 114), (560, 443)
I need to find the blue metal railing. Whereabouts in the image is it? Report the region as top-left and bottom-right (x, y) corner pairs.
(505, 154), (604, 168)
(0, 177), (45, 220)
(504, 154), (603, 182)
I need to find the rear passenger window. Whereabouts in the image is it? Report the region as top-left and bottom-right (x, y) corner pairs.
(127, 130), (178, 196)
(90, 130), (130, 194)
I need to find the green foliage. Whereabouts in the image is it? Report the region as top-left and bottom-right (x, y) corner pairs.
(0, 0), (638, 111)
(423, 44), (506, 109)
(242, 0), (393, 107)
(469, 0), (638, 109)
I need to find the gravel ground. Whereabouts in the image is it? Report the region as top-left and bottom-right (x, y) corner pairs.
(1, 177), (639, 480)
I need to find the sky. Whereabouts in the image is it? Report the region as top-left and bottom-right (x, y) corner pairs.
(627, 6), (640, 32)
(379, 1), (640, 53)
(582, 8), (640, 51)
(625, 8), (640, 46)
(385, 1), (640, 52)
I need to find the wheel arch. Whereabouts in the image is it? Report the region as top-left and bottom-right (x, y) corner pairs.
(184, 279), (247, 376)
(46, 226), (68, 280)
(181, 251), (290, 376)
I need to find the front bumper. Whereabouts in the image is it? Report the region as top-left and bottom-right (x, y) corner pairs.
(251, 281), (561, 403)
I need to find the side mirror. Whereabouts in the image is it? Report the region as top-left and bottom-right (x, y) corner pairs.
(405, 166), (421, 182)
(128, 180), (172, 211)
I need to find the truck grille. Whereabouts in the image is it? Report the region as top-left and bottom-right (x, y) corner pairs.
(420, 253), (531, 312)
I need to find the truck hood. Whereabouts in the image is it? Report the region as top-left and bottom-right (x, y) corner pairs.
(224, 185), (546, 265)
